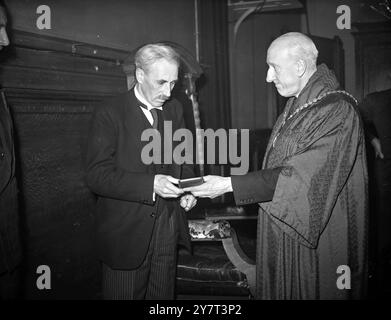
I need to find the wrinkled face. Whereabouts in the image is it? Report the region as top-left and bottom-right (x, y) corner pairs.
(0, 7), (9, 50)
(136, 59), (178, 108)
(266, 46), (301, 97)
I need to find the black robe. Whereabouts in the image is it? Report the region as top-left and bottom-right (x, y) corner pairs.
(233, 64), (368, 299)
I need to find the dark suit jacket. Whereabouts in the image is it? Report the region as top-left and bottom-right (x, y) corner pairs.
(0, 91), (22, 273)
(85, 88), (193, 270)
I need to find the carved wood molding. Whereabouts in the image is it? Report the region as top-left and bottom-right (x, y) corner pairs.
(1, 29), (128, 99)
(4, 87), (115, 114)
(352, 21), (391, 98)
(10, 29), (129, 63)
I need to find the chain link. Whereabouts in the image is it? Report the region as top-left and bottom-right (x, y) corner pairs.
(272, 90), (357, 148)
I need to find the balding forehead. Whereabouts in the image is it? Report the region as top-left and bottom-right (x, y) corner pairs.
(269, 36), (295, 51)
(267, 44), (289, 61)
(267, 40), (294, 63)
(270, 33), (315, 52)
(268, 33), (318, 65)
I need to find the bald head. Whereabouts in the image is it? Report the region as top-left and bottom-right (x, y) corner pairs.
(269, 32), (318, 71)
(266, 32), (318, 97)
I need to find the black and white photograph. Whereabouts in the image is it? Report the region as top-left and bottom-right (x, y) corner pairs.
(0, 0), (390, 308)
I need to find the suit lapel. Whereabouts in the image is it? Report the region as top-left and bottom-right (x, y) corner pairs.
(121, 90), (151, 163)
(124, 88), (181, 177)
(161, 101), (182, 178)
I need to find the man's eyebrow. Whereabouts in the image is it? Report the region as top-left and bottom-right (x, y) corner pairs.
(157, 79), (177, 83)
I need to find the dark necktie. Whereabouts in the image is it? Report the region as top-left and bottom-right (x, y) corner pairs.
(139, 102), (160, 129)
(150, 108), (160, 130)
(147, 107), (165, 169)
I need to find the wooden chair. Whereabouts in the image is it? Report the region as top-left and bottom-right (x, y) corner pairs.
(176, 204), (257, 298)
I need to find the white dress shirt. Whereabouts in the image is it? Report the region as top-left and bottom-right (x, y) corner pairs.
(134, 84), (162, 126)
(134, 84), (163, 202)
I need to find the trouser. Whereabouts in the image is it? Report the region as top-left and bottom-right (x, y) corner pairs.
(102, 209), (178, 300)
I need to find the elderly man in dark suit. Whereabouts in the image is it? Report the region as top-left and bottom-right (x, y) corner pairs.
(85, 43), (196, 299)
(0, 1), (22, 300)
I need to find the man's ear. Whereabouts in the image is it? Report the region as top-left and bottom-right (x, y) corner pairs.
(126, 75), (135, 90)
(135, 68), (144, 84)
(296, 59), (306, 78)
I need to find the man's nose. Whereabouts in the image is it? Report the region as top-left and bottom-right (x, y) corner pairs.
(266, 67), (274, 83)
(0, 27), (9, 47)
(162, 83), (171, 97)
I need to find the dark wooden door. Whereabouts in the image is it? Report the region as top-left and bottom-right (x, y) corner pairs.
(353, 21), (391, 100)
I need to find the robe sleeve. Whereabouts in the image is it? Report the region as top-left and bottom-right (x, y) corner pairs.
(261, 100), (363, 249)
(231, 167), (282, 204)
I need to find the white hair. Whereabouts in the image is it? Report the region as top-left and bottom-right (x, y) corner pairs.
(272, 32), (318, 70)
(134, 43), (180, 72)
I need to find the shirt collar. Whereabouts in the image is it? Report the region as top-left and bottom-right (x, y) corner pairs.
(134, 84), (163, 111)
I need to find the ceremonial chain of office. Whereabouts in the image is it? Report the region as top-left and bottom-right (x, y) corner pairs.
(272, 90), (358, 148)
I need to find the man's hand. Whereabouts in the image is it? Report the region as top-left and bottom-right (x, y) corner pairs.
(180, 194), (197, 211)
(154, 175), (183, 198)
(183, 175), (233, 199)
(371, 137), (384, 159)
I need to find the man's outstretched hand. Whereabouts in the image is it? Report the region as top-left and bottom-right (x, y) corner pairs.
(183, 175), (233, 199)
(371, 137), (384, 159)
(154, 174), (183, 198)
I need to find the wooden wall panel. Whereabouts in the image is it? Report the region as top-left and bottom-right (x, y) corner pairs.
(353, 22), (391, 100)
(15, 109), (100, 299)
(5, 0), (196, 55)
(1, 30), (128, 299)
(229, 12), (302, 130)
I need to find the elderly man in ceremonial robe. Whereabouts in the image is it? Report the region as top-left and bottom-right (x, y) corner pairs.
(185, 32), (368, 300)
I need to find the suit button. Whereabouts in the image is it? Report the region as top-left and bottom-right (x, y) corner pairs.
(0, 152), (4, 160)
(150, 212), (156, 217)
